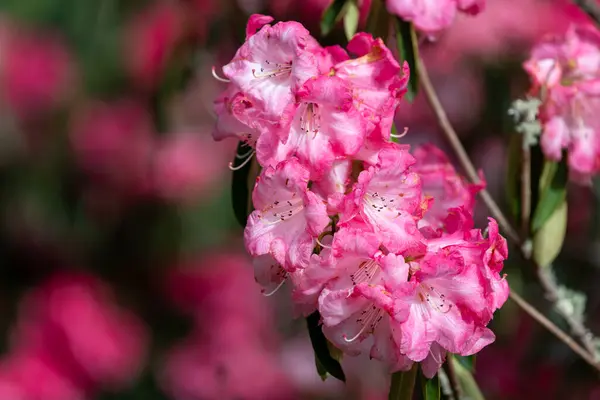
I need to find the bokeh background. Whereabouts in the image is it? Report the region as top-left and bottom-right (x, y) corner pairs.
(0, 0), (598, 399)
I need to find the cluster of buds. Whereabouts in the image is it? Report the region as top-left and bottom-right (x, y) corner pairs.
(212, 14), (508, 378)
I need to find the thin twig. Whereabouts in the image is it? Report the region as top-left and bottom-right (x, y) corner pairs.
(509, 291), (600, 371)
(416, 58), (521, 245)
(416, 55), (600, 368)
(536, 267), (598, 357)
(573, 0), (600, 27)
(520, 141), (532, 239)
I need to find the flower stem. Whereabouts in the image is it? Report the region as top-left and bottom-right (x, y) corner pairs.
(416, 54), (600, 372)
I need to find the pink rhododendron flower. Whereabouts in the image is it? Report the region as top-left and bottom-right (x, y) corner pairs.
(318, 227), (412, 371)
(13, 273), (148, 390)
(524, 25), (600, 178)
(70, 100), (154, 194)
(333, 33), (409, 141)
(413, 144), (484, 228)
(152, 133), (223, 201)
(1, 28), (74, 118)
(245, 157), (329, 270)
(257, 75), (367, 175)
(342, 145), (425, 255)
(222, 19), (320, 119)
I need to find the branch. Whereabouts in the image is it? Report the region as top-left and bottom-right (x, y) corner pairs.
(509, 291), (600, 371)
(416, 55), (600, 370)
(573, 0), (600, 27)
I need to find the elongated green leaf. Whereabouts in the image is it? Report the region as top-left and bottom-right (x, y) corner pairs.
(393, 18), (419, 102)
(315, 354), (328, 381)
(306, 311), (346, 382)
(230, 141), (256, 227)
(388, 364), (418, 400)
(533, 199), (567, 268)
(531, 159), (567, 233)
(321, 0), (347, 36)
(365, 0), (390, 39)
(420, 373), (440, 400)
(451, 356), (485, 400)
(343, 1), (359, 41)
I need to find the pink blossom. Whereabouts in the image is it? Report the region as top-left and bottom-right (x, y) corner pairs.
(13, 273), (148, 391)
(152, 133), (223, 201)
(257, 75), (367, 175)
(212, 85), (263, 146)
(392, 251), (494, 369)
(333, 33), (409, 141)
(160, 334), (293, 400)
(413, 144), (484, 228)
(70, 100), (154, 195)
(524, 25), (600, 177)
(342, 145), (425, 255)
(318, 227), (413, 371)
(222, 17), (320, 119)
(386, 0), (457, 33)
(1, 28), (74, 118)
(245, 158), (329, 270)
(125, 2), (185, 90)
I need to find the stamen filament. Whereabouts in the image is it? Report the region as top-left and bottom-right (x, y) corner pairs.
(228, 151), (255, 170)
(212, 66), (231, 83)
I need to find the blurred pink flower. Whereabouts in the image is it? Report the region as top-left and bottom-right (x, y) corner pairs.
(164, 253), (274, 336)
(0, 348), (84, 400)
(70, 100), (155, 195)
(161, 253), (294, 399)
(12, 273), (148, 392)
(125, 2), (185, 90)
(0, 27), (74, 118)
(269, 0), (371, 30)
(160, 334), (293, 400)
(152, 133), (223, 202)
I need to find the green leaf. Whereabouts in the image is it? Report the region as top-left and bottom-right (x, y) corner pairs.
(531, 159), (567, 233)
(388, 364), (418, 400)
(451, 356), (485, 400)
(321, 0), (347, 36)
(230, 141), (257, 228)
(420, 372), (440, 400)
(393, 18), (419, 102)
(533, 199), (567, 268)
(365, 0), (390, 39)
(315, 354), (329, 381)
(454, 354), (476, 372)
(343, 1), (360, 41)
(306, 311), (346, 382)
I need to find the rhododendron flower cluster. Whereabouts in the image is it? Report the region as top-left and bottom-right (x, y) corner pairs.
(524, 24), (600, 179)
(212, 15), (508, 378)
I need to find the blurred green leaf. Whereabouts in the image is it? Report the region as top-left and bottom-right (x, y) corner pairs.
(343, 1), (359, 41)
(533, 200), (567, 268)
(393, 18), (419, 102)
(321, 0), (347, 36)
(420, 372), (440, 400)
(389, 364), (418, 400)
(315, 354), (329, 381)
(531, 159), (567, 233)
(451, 355), (485, 400)
(306, 311), (346, 382)
(365, 0), (390, 39)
